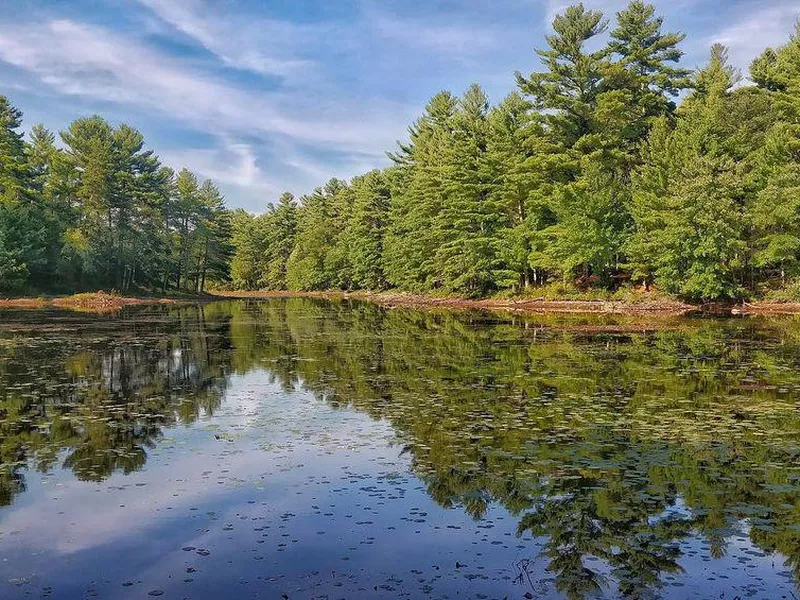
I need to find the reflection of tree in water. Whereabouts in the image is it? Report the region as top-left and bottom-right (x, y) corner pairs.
(222, 299), (800, 598)
(0, 305), (232, 501)
(3, 299), (800, 597)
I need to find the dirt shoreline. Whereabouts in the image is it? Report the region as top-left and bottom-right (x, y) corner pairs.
(3, 290), (800, 316)
(216, 290), (698, 316)
(219, 290), (800, 317)
(0, 291), (183, 312)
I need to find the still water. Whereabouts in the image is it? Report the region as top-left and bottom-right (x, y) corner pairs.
(1, 299), (799, 599)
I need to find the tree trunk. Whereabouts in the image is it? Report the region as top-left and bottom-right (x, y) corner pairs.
(200, 240), (209, 293)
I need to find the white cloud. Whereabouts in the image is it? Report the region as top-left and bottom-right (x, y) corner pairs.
(160, 137), (274, 193)
(366, 13), (499, 56)
(0, 19), (403, 151)
(0, 16), (418, 207)
(707, 4), (799, 71)
(134, 0), (318, 79)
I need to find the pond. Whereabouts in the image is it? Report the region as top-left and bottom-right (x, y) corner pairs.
(0, 298), (799, 599)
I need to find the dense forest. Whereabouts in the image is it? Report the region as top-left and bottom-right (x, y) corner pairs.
(231, 1), (800, 302)
(0, 104), (233, 293)
(2, 1), (800, 301)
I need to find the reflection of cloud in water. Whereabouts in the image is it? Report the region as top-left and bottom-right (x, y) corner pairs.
(2, 300), (800, 598)
(0, 374), (394, 557)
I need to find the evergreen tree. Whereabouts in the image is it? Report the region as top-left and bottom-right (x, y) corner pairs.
(750, 22), (800, 124)
(749, 123), (800, 283)
(608, 1), (691, 125)
(230, 209), (268, 290)
(384, 92), (458, 291)
(24, 124), (73, 288)
(486, 93), (543, 290)
(0, 95), (27, 205)
(516, 4), (619, 283)
(516, 3), (608, 146)
(628, 45), (746, 300)
(0, 96), (45, 292)
(432, 84), (507, 296)
(749, 25), (800, 285)
(194, 180), (233, 292)
(515, 2), (690, 286)
(286, 179), (348, 291)
(60, 117), (172, 290)
(548, 161), (631, 284)
(262, 192), (297, 289)
(171, 168), (202, 290)
(345, 171), (390, 290)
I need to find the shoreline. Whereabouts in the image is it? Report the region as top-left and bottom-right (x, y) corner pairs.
(217, 290), (691, 315)
(218, 290), (800, 317)
(3, 289), (800, 317)
(0, 291), (185, 312)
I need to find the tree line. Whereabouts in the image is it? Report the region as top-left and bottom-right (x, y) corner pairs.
(0, 103), (233, 294)
(2, 1), (799, 301)
(232, 1), (800, 301)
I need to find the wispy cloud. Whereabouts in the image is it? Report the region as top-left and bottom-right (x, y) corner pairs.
(134, 0), (318, 79)
(1, 0), (795, 210)
(366, 13), (500, 56)
(161, 137), (272, 192)
(0, 19), (402, 150)
(707, 3), (799, 71)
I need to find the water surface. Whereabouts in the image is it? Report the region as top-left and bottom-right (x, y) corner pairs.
(1, 299), (799, 599)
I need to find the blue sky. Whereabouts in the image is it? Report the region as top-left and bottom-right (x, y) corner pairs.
(1, 0), (797, 212)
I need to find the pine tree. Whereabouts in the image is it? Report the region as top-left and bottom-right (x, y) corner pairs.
(262, 192), (297, 289)
(0, 95), (27, 205)
(628, 45), (746, 300)
(384, 92), (458, 291)
(608, 1), (691, 124)
(345, 171), (390, 290)
(548, 161), (631, 285)
(60, 116), (170, 290)
(515, 2), (690, 287)
(750, 22), (800, 124)
(286, 179), (348, 291)
(0, 96), (42, 291)
(230, 209), (268, 290)
(432, 84), (506, 296)
(192, 180), (232, 292)
(323, 182), (356, 289)
(171, 168), (202, 290)
(748, 25), (800, 285)
(516, 3), (608, 146)
(749, 123), (800, 283)
(24, 124), (73, 288)
(486, 93), (547, 290)
(517, 4), (623, 284)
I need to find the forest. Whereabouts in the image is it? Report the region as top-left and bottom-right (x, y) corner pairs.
(0, 108), (233, 293)
(2, 1), (800, 301)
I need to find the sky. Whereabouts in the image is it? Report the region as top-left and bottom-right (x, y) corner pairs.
(1, 0), (798, 212)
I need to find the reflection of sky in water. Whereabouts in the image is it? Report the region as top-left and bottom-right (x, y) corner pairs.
(0, 371), (792, 599)
(0, 302), (799, 599)
(0, 373), (550, 598)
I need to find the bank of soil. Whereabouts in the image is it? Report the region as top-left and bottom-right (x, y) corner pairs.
(734, 302), (800, 315)
(0, 291), (182, 312)
(6, 290), (800, 317)
(217, 290), (697, 316)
